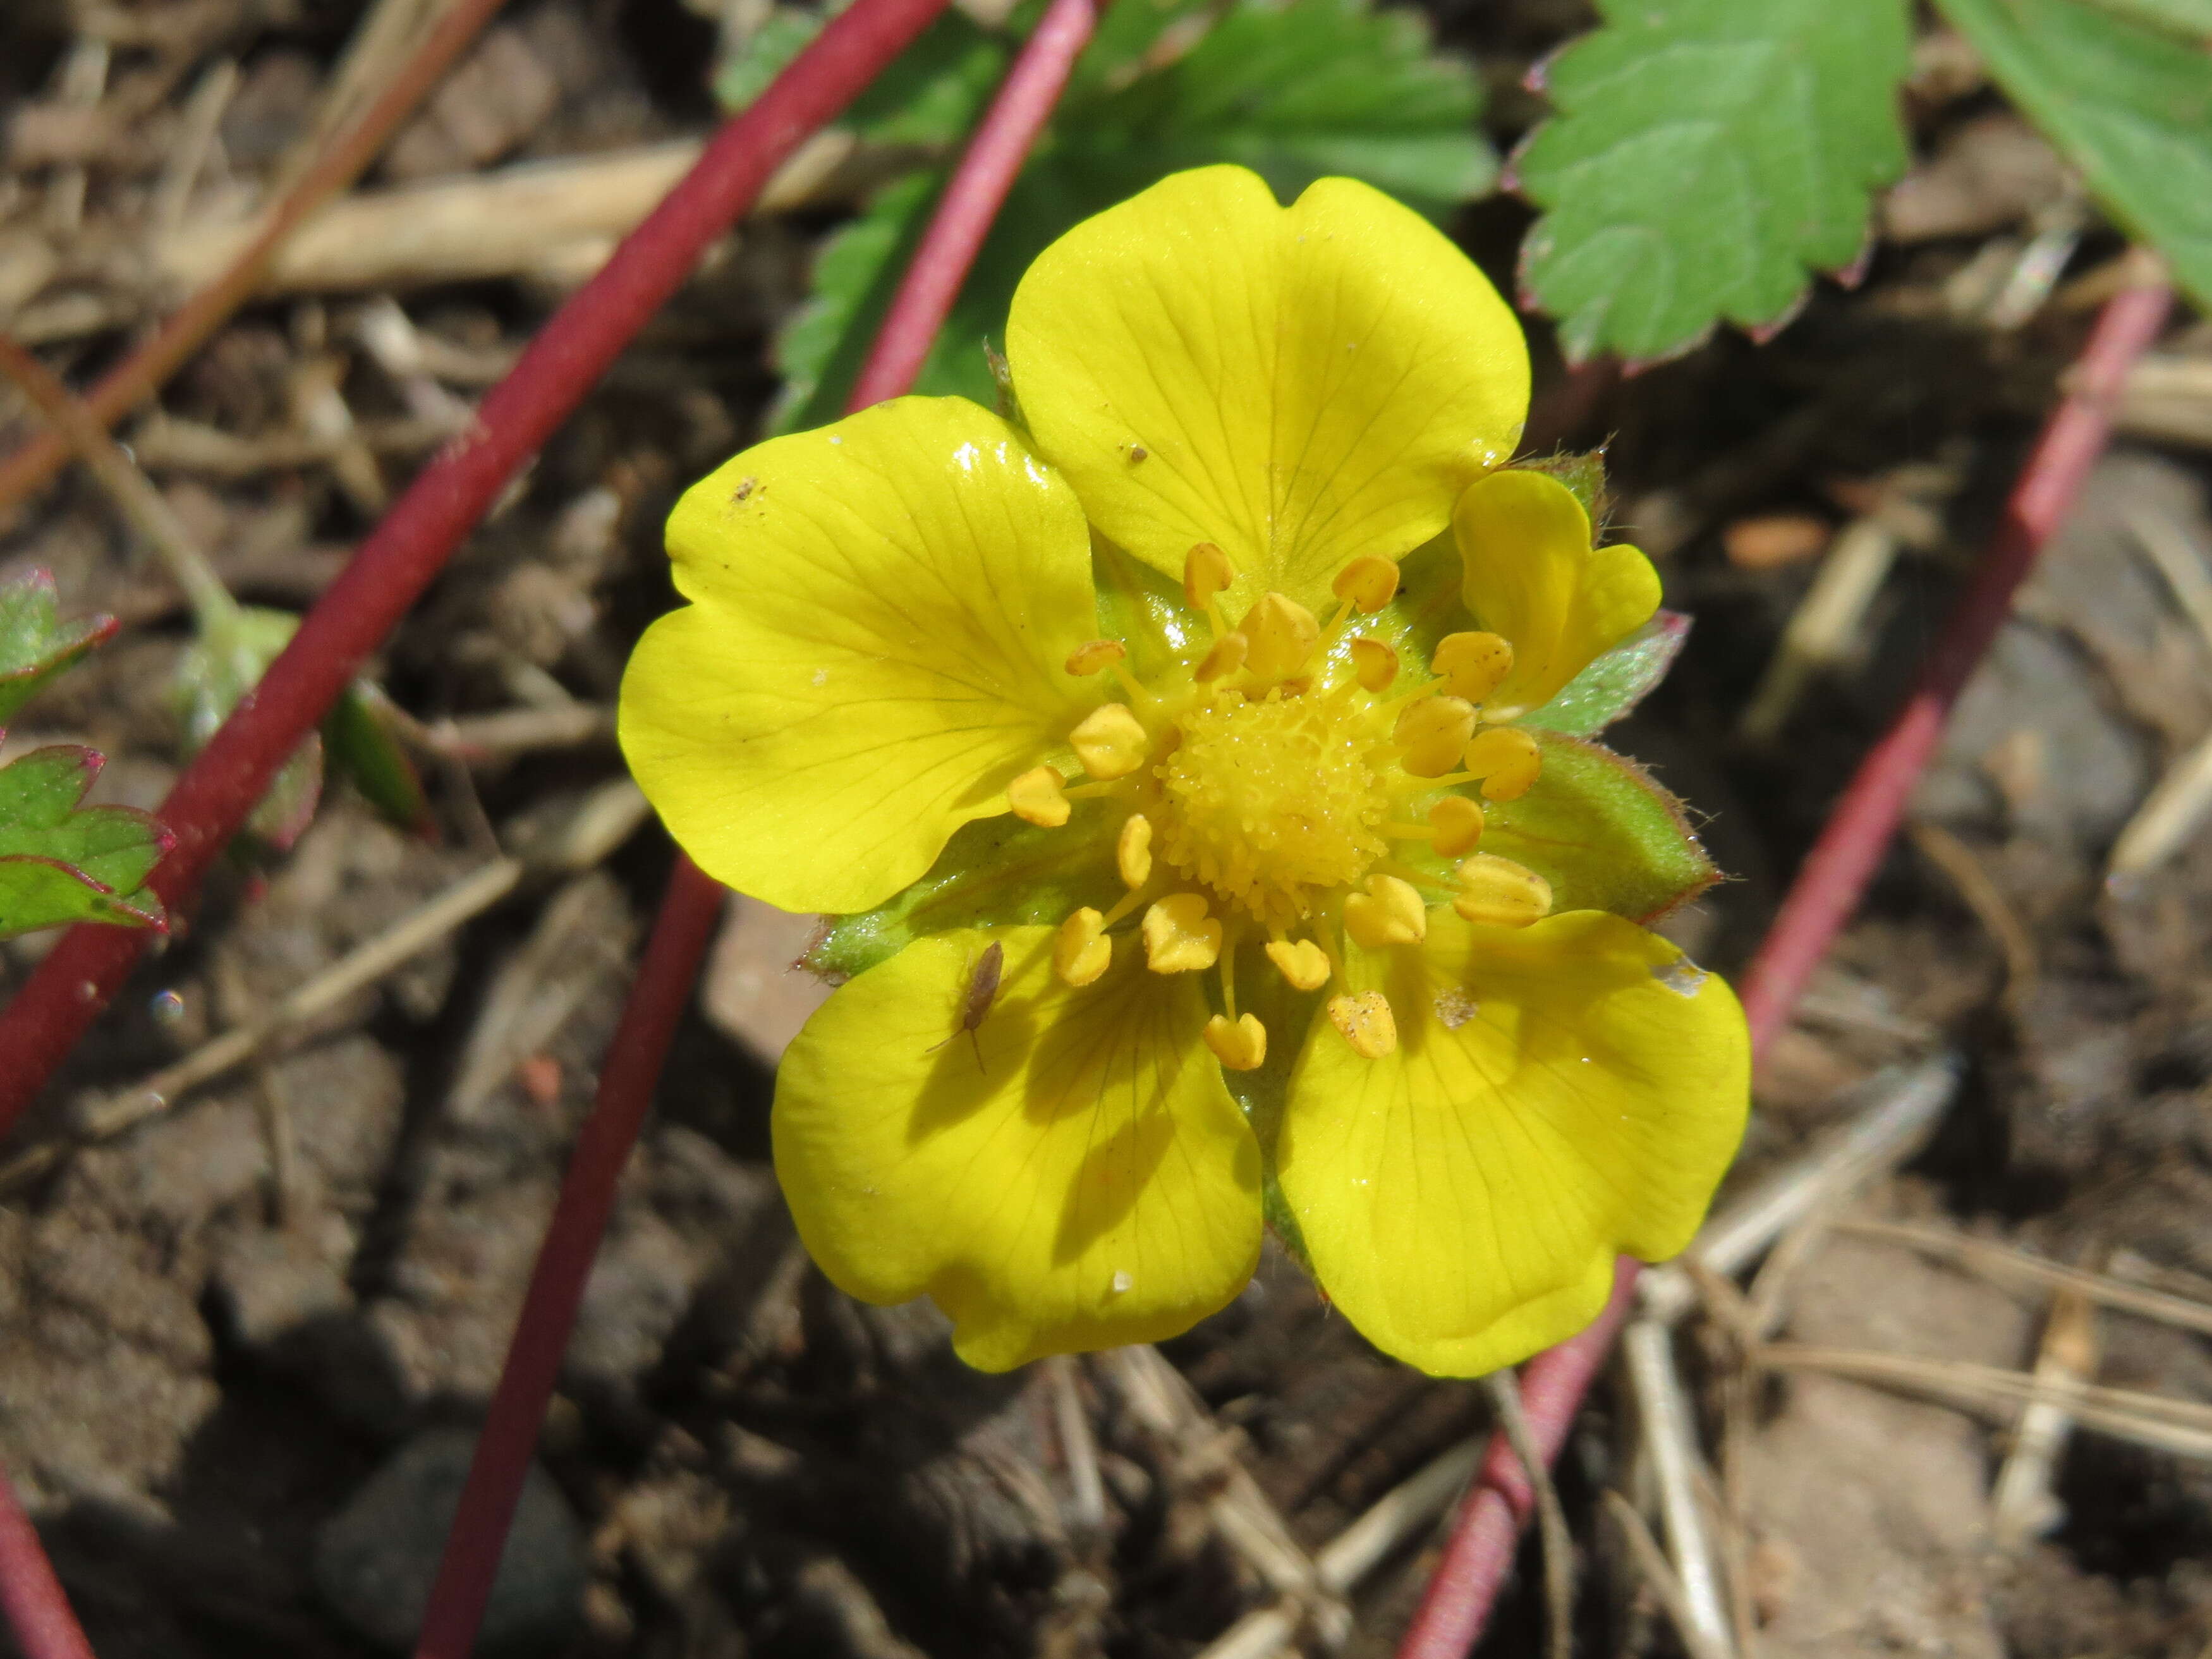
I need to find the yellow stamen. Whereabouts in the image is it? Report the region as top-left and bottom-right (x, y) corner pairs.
(1428, 795), (1485, 857)
(1064, 638), (1127, 676)
(1117, 813), (1153, 888)
(1332, 555), (1400, 614)
(1055, 907), (1112, 985)
(1203, 1012), (1267, 1071)
(1348, 636), (1398, 693)
(1464, 725), (1543, 801)
(1196, 630), (1249, 683)
(1070, 702), (1150, 779)
(1242, 592), (1320, 682)
(1341, 873), (1427, 949)
(1394, 695), (1475, 777)
(1006, 765), (1070, 827)
(1328, 990), (1397, 1058)
(1432, 631), (1514, 703)
(1265, 937), (1331, 992)
(1141, 892), (1222, 973)
(1452, 853), (1552, 928)
(1184, 542), (1234, 612)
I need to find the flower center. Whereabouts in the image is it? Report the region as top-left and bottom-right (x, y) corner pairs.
(1006, 545), (1560, 1069)
(1158, 686), (1387, 929)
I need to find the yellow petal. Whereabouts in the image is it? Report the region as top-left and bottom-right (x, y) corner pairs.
(619, 398), (1096, 913)
(1452, 470), (1661, 717)
(1279, 909), (1747, 1376)
(1008, 166), (1529, 614)
(775, 928), (1262, 1370)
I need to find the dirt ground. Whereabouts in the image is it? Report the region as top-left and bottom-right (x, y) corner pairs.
(3, 2), (2212, 1656)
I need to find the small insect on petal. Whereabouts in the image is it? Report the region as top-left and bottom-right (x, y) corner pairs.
(1328, 990), (1397, 1058)
(1070, 703), (1148, 779)
(1428, 794), (1484, 857)
(1142, 892), (1222, 973)
(1064, 638), (1127, 676)
(1432, 631), (1514, 703)
(1266, 938), (1332, 992)
(1452, 852), (1552, 927)
(1349, 636), (1398, 693)
(1331, 555), (1400, 614)
(1342, 874), (1427, 949)
(1007, 765), (1070, 827)
(1203, 1011), (1267, 1071)
(927, 941), (1005, 1069)
(1464, 725), (1542, 801)
(1056, 908), (1110, 986)
(1394, 695), (1474, 777)
(1184, 541), (1234, 611)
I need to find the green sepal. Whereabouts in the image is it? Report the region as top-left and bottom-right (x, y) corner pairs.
(1479, 730), (1717, 923)
(806, 810), (1122, 983)
(1514, 451), (1612, 530)
(324, 681), (434, 837)
(175, 605), (324, 851)
(0, 568), (114, 729)
(0, 746), (169, 937)
(1519, 611), (1690, 738)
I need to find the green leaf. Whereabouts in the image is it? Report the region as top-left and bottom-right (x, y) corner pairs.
(324, 681), (432, 836)
(0, 568), (115, 729)
(175, 606), (324, 851)
(0, 745), (169, 937)
(717, 9), (1011, 142)
(1936, 0), (2212, 313)
(807, 810), (1122, 981)
(1478, 731), (1716, 923)
(1513, 0), (1912, 364)
(774, 0), (1495, 428)
(1520, 611), (1690, 738)
(2082, 0), (2212, 42)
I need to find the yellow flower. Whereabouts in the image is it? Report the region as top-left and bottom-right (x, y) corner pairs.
(619, 166), (1749, 1375)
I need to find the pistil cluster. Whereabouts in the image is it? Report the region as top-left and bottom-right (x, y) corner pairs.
(1004, 544), (1560, 1072)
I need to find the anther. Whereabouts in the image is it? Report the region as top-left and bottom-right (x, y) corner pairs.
(1069, 702), (1149, 779)
(1184, 542), (1234, 612)
(1464, 725), (1543, 800)
(1348, 636), (1397, 693)
(1196, 630), (1248, 683)
(1006, 765), (1070, 827)
(1065, 638), (1127, 676)
(1265, 938), (1331, 992)
(1203, 1012), (1268, 1071)
(1242, 592), (1320, 681)
(1142, 893), (1222, 973)
(1428, 794), (1485, 857)
(1328, 990), (1397, 1058)
(1117, 813), (1153, 888)
(1452, 853), (1552, 927)
(1433, 631), (1514, 703)
(1331, 556), (1400, 614)
(1394, 695), (1475, 777)
(1055, 908), (1112, 985)
(1342, 874), (1427, 949)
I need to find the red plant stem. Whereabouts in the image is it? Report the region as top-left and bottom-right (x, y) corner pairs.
(1393, 277), (2172, 1659)
(0, 0), (509, 515)
(409, 856), (722, 1659)
(404, 11), (1102, 1656)
(1394, 1261), (1638, 1659)
(0, 1468), (95, 1659)
(1737, 276), (2172, 1054)
(846, 0), (1099, 408)
(0, 0), (952, 1138)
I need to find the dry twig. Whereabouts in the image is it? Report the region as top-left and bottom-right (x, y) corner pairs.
(1483, 1371), (1574, 1659)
